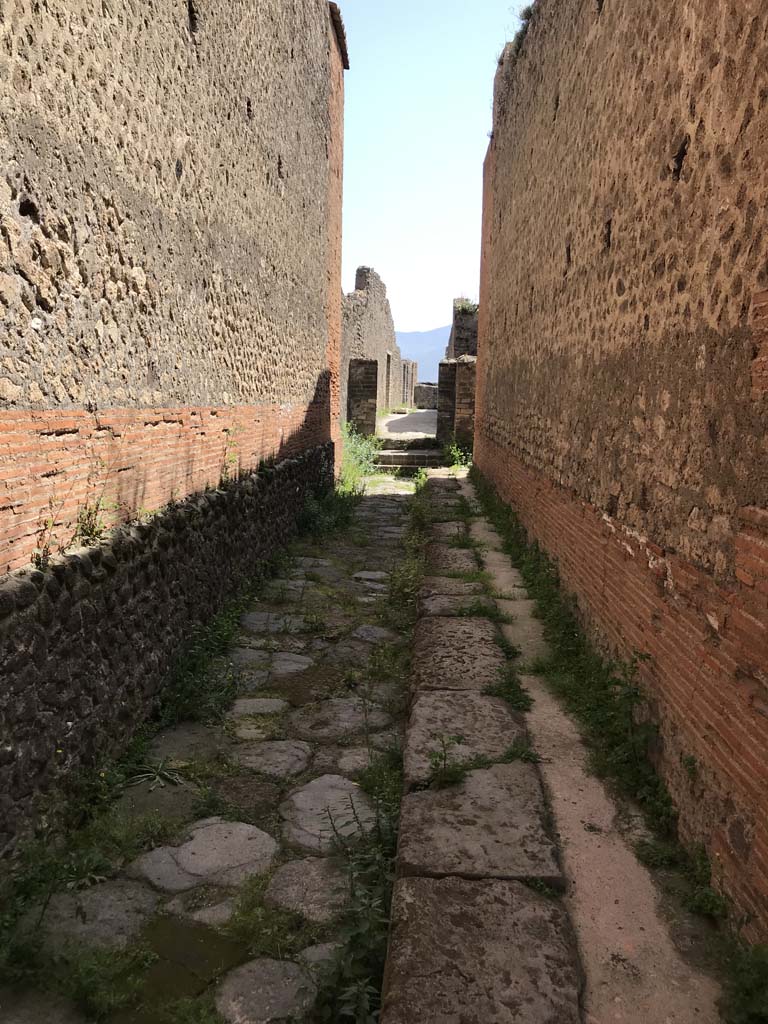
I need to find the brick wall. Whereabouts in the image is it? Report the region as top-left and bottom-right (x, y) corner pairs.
(454, 358), (477, 450)
(436, 361), (458, 446)
(476, 0), (768, 938)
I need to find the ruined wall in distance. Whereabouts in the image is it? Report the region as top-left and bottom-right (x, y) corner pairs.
(476, 0), (768, 938)
(341, 267), (404, 424)
(445, 303), (479, 359)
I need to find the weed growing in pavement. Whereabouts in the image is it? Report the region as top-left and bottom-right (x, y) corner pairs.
(425, 734), (470, 788)
(470, 467), (768, 1022)
(339, 423), (382, 494)
(311, 748), (403, 1024)
(486, 664), (534, 713)
(227, 871), (325, 958)
(455, 597), (509, 622)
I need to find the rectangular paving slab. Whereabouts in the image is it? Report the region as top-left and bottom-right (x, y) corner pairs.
(425, 543), (478, 575)
(419, 576), (484, 597)
(419, 593), (497, 617)
(404, 692), (525, 789)
(411, 617), (506, 694)
(381, 876), (583, 1024)
(397, 763), (563, 886)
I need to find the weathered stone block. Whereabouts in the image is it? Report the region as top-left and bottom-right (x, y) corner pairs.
(381, 877), (582, 1024)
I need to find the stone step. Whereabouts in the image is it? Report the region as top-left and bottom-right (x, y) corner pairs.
(377, 438), (441, 452)
(375, 449), (446, 468)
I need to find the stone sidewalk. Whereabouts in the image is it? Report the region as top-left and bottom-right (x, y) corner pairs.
(381, 474), (584, 1024)
(3, 478), (415, 1024)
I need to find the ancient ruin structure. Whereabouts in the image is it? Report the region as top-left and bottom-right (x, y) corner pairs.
(445, 299), (478, 359)
(341, 266), (415, 430)
(0, 0), (348, 846)
(414, 383), (438, 410)
(476, 0), (768, 939)
(436, 300), (479, 449)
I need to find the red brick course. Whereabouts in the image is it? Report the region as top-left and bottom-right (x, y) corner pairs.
(475, 433), (768, 940)
(0, 399), (331, 575)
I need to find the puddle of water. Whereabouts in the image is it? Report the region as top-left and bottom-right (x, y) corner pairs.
(109, 913), (247, 1023)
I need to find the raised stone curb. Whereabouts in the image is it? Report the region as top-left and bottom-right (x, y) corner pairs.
(381, 877), (582, 1024)
(397, 763), (563, 885)
(403, 691), (526, 788)
(410, 617), (506, 694)
(382, 474), (582, 1023)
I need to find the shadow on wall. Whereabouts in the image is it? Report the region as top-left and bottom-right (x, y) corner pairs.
(0, 371), (334, 854)
(0, 373), (336, 576)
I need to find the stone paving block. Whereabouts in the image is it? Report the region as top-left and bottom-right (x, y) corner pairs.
(216, 958), (316, 1024)
(381, 877), (582, 1024)
(230, 647), (271, 669)
(130, 818), (278, 891)
(352, 624), (398, 644)
(241, 612), (307, 634)
(404, 692), (525, 789)
(280, 774), (376, 853)
(231, 697), (288, 716)
(288, 698), (391, 743)
(271, 652), (315, 677)
(0, 989), (87, 1024)
(30, 879), (159, 951)
(411, 617), (505, 693)
(431, 521), (465, 541)
(234, 740), (312, 778)
(425, 543), (478, 575)
(419, 576), (483, 597)
(397, 763), (562, 886)
(419, 593), (496, 617)
(265, 857), (349, 923)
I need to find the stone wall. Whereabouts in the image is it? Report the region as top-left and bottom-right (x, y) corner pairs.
(454, 358), (477, 450)
(475, 0), (768, 938)
(0, 445), (333, 852)
(414, 384), (438, 410)
(347, 359), (378, 437)
(0, 1), (347, 844)
(0, 0), (346, 572)
(436, 362), (458, 447)
(341, 267), (411, 425)
(445, 302), (479, 359)
(401, 360), (417, 407)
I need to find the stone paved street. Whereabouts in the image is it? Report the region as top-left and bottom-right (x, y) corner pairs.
(1, 471), (722, 1024)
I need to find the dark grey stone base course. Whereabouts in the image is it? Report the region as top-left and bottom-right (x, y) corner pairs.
(0, 442), (334, 854)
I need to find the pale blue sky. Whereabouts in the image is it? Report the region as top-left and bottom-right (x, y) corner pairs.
(340, 0), (525, 331)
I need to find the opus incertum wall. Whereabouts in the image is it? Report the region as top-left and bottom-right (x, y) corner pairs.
(475, 0), (768, 938)
(0, 1), (348, 844)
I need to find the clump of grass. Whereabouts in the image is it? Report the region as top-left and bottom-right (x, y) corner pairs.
(456, 598), (508, 622)
(445, 440), (473, 471)
(339, 423), (382, 494)
(311, 748), (403, 1023)
(487, 665), (533, 712)
(57, 943), (158, 1020)
(227, 872), (324, 958)
(635, 840), (728, 921)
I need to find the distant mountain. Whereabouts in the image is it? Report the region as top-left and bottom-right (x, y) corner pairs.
(396, 325), (450, 383)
